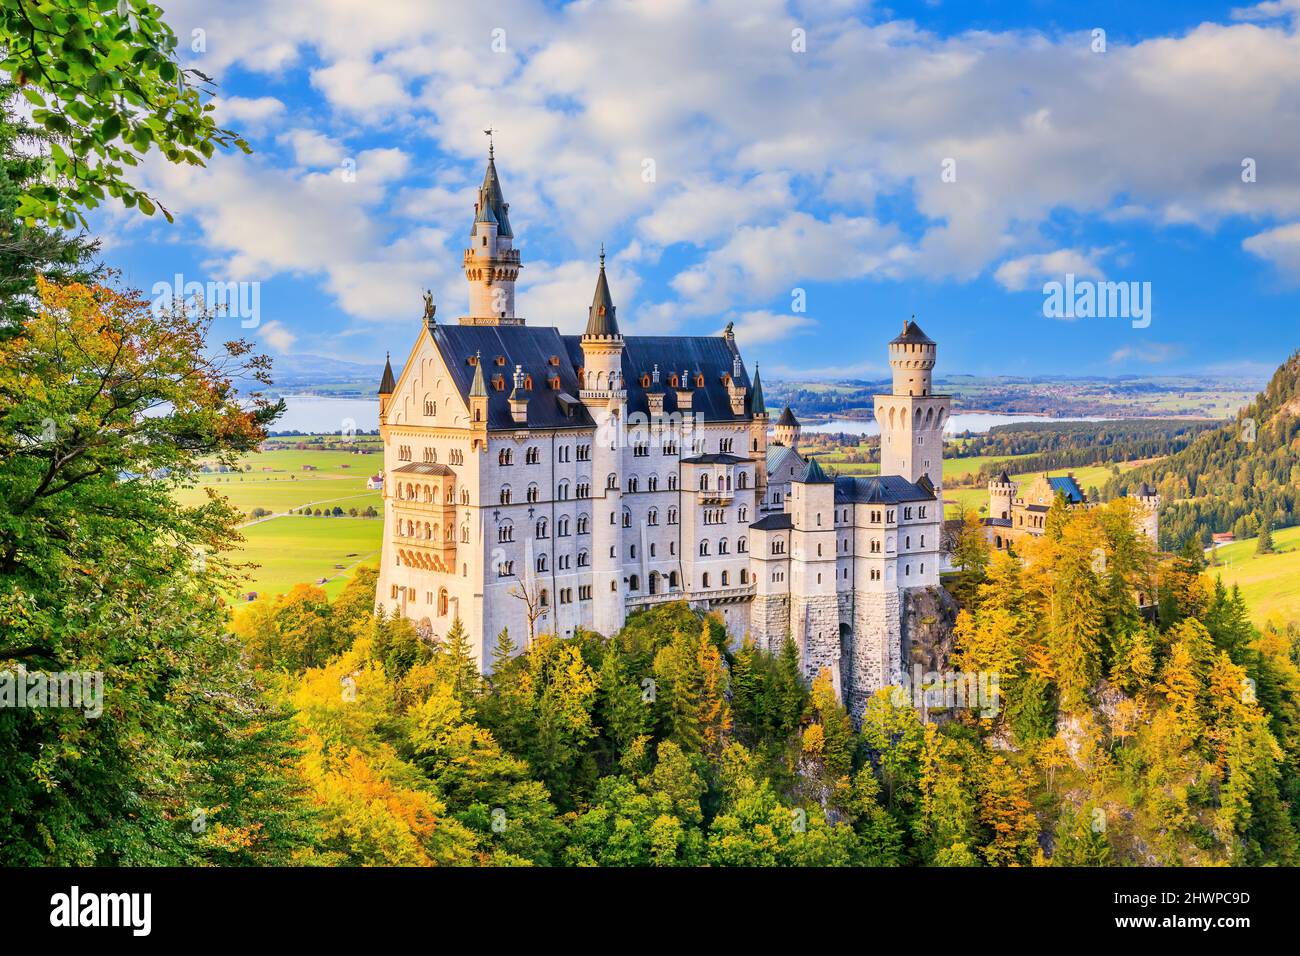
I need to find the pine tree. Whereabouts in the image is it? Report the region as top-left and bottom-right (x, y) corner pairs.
(1256, 522), (1275, 555)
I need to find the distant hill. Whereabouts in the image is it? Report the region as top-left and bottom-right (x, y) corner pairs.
(263, 353), (385, 393)
(1106, 352), (1300, 550)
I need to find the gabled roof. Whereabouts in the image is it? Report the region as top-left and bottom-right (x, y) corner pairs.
(796, 457), (834, 484)
(890, 318), (934, 346)
(833, 474), (937, 504)
(378, 353), (396, 394)
(1048, 475), (1085, 504)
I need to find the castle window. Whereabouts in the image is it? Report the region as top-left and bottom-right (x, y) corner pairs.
(627, 477), (639, 493)
(536, 518), (548, 538)
(702, 573), (710, 588)
(721, 571), (729, 586)
(499, 486), (512, 504)
(648, 475), (659, 491)
(526, 484), (539, 503)
(526, 446), (540, 464)
(669, 571), (679, 589)
(700, 540), (710, 556)
(578, 550), (589, 567)
(668, 474), (678, 491)
(537, 554), (548, 573)
(740, 569), (748, 584)
(539, 589), (549, 607)
(648, 509), (658, 525)
(629, 575), (639, 591)
(668, 508), (678, 525)
(499, 449), (513, 466)
(493, 375), (505, 391)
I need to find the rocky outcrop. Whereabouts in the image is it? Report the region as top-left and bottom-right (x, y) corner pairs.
(903, 585), (961, 674)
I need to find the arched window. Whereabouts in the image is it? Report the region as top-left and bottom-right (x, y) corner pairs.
(536, 518), (548, 538)
(537, 554), (548, 572)
(702, 572), (710, 588)
(740, 568), (748, 584)
(721, 570), (729, 586)
(539, 588), (549, 607)
(499, 448), (513, 466)
(438, 589), (449, 616)
(499, 486), (512, 505)
(629, 574), (640, 591)
(699, 540), (710, 556)
(607, 473), (618, 490)
(700, 473), (710, 491)
(647, 508), (658, 525)
(577, 514), (589, 534)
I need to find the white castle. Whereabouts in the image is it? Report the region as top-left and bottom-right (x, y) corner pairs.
(374, 146), (946, 715)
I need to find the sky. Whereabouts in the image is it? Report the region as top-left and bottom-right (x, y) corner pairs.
(93, 0), (1300, 383)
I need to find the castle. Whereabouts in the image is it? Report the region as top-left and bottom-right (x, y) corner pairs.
(983, 471), (1159, 551)
(374, 146), (946, 715)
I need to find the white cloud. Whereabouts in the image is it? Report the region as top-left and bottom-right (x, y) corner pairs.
(279, 129), (346, 167)
(726, 309), (816, 347)
(1243, 221), (1300, 281)
(258, 320), (298, 353)
(994, 248), (1107, 292)
(212, 96), (286, 126)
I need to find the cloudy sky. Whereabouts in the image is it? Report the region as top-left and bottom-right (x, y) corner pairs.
(97, 0), (1300, 381)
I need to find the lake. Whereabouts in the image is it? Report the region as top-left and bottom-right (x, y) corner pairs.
(801, 413), (1111, 437)
(269, 395), (1107, 438)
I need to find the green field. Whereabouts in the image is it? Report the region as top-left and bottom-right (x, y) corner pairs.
(174, 445), (386, 600)
(1207, 526), (1300, 626)
(230, 516), (381, 601)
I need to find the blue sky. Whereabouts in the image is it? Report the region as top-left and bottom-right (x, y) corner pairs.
(94, 0), (1300, 382)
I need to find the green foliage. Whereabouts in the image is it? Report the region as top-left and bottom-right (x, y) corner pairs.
(0, 0), (251, 228)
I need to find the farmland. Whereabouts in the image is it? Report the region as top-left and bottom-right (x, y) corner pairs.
(1206, 526), (1300, 626)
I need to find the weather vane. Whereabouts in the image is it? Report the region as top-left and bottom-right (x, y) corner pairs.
(483, 127), (496, 157)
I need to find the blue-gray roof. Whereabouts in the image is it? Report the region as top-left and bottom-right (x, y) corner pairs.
(682, 453), (748, 465)
(435, 324), (594, 430)
(564, 334), (756, 425)
(1048, 475), (1085, 504)
(434, 326), (757, 431)
(766, 444), (805, 477)
(834, 474), (936, 505)
(750, 513), (792, 531)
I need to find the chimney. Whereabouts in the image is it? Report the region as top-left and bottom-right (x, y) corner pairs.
(646, 363), (665, 416)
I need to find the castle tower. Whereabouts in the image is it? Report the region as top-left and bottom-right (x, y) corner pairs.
(988, 469), (1015, 521)
(580, 248), (626, 637)
(1134, 481), (1160, 543)
(774, 405), (800, 447)
(875, 318), (950, 496)
(462, 139), (523, 326)
(788, 457), (841, 692)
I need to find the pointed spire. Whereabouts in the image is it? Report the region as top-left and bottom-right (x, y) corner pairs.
(584, 247), (619, 337)
(473, 139), (512, 238)
(469, 351), (487, 398)
(751, 364), (766, 415)
(996, 469), (1012, 484)
(378, 352), (395, 394)
(776, 405), (798, 427)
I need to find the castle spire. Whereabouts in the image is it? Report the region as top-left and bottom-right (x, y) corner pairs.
(469, 351), (487, 398)
(584, 247), (619, 337)
(751, 364), (766, 415)
(378, 352), (395, 394)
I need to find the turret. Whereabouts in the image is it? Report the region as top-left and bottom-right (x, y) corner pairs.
(988, 469), (1016, 521)
(378, 352), (396, 421)
(749, 365), (769, 497)
(462, 138), (523, 325)
(889, 317), (936, 396)
(468, 351), (488, 450)
(579, 248), (625, 638)
(774, 405), (800, 448)
(1134, 481), (1160, 543)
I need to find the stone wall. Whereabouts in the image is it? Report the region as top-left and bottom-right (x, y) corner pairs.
(848, 590), (900, 718)
(795, 593), (840, 684)
(749, 593), (790, 653)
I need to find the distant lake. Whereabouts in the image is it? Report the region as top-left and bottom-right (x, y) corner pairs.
(801, 414), (1111, 436)
(270, 394), (380, 434)
(268, 397), (1107, 437)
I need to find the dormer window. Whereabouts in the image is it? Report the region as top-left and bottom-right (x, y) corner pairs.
(495, 355), (506, 366)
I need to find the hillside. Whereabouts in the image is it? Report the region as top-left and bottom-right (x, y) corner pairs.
(1106, 352), (1300, 551)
